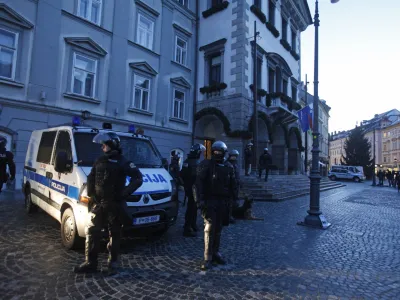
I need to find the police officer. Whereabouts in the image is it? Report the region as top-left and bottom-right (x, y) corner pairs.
(180, 143), (206, 237)
(244, 142), (253, 176)
(194, 141), (238, 271)
(74, 132), (143, 274)
(227, 150), (241, 224)
(258, 148), (272, 182)
(0, 137), (15, 193)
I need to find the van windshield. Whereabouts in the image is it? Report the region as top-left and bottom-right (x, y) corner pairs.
(74, 132), (162, 168)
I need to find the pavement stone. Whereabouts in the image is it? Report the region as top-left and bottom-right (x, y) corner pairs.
(0, 182), (400, 299)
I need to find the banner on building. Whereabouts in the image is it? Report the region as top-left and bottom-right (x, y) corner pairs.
(297, 105), (313, 132)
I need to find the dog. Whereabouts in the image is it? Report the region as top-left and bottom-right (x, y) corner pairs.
(232, 195), (264, 221)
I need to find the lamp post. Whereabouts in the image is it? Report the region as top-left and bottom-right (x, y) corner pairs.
(298, 0), (339, 230)
(372, 128), (376, 186)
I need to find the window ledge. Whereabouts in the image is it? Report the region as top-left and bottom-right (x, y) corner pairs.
(171, 60), (191, 72)
(169, 117), (188, 125)
(128, 107), (154, 116)
(128, 40), (160, 57)
(63, 93), (101, 104)
(0, 78), (24, 88)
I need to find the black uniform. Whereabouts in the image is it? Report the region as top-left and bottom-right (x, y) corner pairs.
(258, 152), (272, 181)
(244, 147), (252, 176)
(195, 158), (237, 265)
(169, 154), (180, 180)
(75, 149), (143, 273)
(180, 154), (200, 234)
(0, 146), (16, 193)
(228, 159), (240, 206)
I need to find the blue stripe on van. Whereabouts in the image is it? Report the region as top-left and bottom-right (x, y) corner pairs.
(24, 169), (80, 201)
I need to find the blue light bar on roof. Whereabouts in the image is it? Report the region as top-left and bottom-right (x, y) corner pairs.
(72, 116), (81, 126)
(128, 124), (136, 133)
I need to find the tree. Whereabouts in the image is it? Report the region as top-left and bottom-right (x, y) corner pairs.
(341, 126), (373, 178)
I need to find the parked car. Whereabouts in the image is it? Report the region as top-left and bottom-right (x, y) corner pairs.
(328, 165), (366, 182)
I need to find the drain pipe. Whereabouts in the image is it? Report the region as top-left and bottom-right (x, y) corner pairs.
(191, 0), (200, 144)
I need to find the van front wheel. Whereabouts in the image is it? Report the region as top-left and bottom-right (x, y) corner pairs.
(353, 176), (360, 183)
(61, 208), (81, 249)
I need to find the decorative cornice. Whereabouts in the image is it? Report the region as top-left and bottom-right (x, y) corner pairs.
(129, 61), (158, 76)
(64, 37), (107, 56)
(199, 38), (227, 51)
(135, 0), (160, 16)
(0, 3), (34, 29)
(61, 10), (112, 36)
(170, 76), (191, 89)
(173, 23), (192, 37)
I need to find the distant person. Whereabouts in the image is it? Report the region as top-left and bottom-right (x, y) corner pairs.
(258, 148), (272, 182)
(0, 137), (15, 193)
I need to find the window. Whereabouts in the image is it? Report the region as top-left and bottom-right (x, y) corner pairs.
(282, 79), (288, 94)
(133, 74), (150, 111)
(37, 131), (57, 164)
(72, 53), (97, 98)
(291, 86), (297, 101)
(282, 18), (288, 41)
(173, 89), (185, 119)
(78, 0), (102, 25)
(268, 0), (275, 25)
(209, 55), (221, 85)
(392, 141), (396, 150)
(254, 0), (261, 9)
(384, 157), (387, 163)
(384, 144), (387, 151)
(175, 37), (187, 65)
(268, 68), (275, 93)
(291, 29), (297, 50)
(137, 14), (154, 50)
(52, 131), (73, 168)
(256, 57), (262, 96)
(0, 28), (18, 80)
(177, 0), (189, 7)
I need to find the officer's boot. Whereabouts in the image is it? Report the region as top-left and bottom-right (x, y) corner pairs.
(73, 234), (99, 273)
(105, 232), (121, 275)
(212, 232), (226, 265)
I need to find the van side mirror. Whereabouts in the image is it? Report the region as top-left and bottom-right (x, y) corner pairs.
(161, 158), (169, 170)
(54, 151), (72, 173)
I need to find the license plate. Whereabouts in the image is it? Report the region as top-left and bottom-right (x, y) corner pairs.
(133, 215), (160, 225)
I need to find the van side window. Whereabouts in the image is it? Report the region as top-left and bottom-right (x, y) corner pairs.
(36, 131), (57, 164)
(52, 131), (72, 165)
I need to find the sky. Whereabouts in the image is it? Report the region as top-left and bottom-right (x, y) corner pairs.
(301, 0), (400, 134)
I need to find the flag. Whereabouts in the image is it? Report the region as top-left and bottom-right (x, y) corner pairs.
(297, 105), (312, 132)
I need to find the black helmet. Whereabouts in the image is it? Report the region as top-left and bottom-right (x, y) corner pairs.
(247, 142), (253, 147)
(264, 148), (269, 153)
(228, 149), (239, 161)
(0, 136), (6, 148)
(190, 143), (206, 157)
(93, 132), (120, 150)
(211, 141), (227, 161)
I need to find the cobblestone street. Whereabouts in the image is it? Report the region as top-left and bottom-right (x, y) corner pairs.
(1, 181), (400, 299)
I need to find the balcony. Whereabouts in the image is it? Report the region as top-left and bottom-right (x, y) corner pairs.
(268, 92), (300, 124)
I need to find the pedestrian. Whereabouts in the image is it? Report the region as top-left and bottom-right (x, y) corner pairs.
(180, 143), (206, 237)
(227, 149), (241, 224)
(377, 170), (384, 186)
(387, 170), (393, 187)
(258, 148), (272, 182)
(194, 141), (238, 271)
(244, 142), (253, 176)
(0, 137), (15, 194)
(396, 172), (400, 193)
(74, 132), (143, 275)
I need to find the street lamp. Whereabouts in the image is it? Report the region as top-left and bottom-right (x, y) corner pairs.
(298, 0), (339, 230)
(372, 128), (376, 186)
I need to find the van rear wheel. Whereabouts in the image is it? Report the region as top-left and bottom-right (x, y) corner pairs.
(61, 208), (81, 249)
(353, 176), (360, 182)
(25, 189), (38, 214)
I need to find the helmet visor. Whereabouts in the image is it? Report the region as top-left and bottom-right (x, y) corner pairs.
(93, 132), (112, 145)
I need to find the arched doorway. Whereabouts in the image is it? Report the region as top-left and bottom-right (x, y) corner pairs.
(257, 118), (270, 159)
(288, 130), (299, 174)
(272, 125), (286, 172)
(194, 114), (225, 159)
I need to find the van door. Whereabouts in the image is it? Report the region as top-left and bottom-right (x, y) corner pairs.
(34, 131), (57, 212)
(47, 130), (77, 221)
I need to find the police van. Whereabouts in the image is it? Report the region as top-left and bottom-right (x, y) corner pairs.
(23, 120), (178, 249)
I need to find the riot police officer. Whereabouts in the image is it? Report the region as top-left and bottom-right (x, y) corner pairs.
(244, 142), (253, 176)
(74, 132), (143, 274)
(194, 141), (238, 271)
(259, 148), (272, 182)
(0, 137), (15, 193)
(227, 150), (241, 224)
(180, 143), (206, 237)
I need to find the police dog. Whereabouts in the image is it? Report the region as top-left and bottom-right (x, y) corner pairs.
(232, 195), (264, 221)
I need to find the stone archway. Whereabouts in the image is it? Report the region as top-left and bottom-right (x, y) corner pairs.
(272, 125), (286, 172)
(288, 128), (300, 174)
(194, 114), (225, 159)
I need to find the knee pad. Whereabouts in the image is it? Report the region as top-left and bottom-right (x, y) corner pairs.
(204, 222), (212, 233)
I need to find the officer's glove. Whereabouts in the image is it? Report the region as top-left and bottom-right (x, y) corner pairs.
(9, 176), (15, 181)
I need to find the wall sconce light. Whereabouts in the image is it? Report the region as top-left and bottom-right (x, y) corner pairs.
(81, 110), (91, 120)
(40, 91), (46, 100)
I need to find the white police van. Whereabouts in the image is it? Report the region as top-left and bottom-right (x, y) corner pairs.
(23, 120), (178, 249)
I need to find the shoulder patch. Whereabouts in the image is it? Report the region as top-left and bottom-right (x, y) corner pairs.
(129, 162), (136, 168)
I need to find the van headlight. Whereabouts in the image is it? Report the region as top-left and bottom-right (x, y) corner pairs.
(171, 180), (177, 195)
(79, 186), (90, 206)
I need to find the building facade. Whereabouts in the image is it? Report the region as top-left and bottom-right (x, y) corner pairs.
(194, 0), (312, 173)
(328, 131), (349, 167)
(0, 0), (198, 189)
